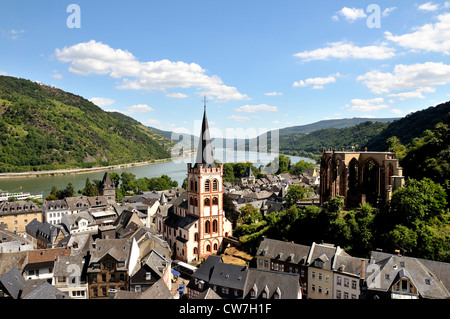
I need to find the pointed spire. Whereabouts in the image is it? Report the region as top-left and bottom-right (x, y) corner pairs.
(195, 97), (215, 168)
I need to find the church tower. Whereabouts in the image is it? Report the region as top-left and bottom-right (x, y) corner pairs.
(187, 103), (231, 260)
(99, 172), (116, 204)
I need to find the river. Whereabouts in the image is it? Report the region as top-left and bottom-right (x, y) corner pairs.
(0, 150), (314, 199)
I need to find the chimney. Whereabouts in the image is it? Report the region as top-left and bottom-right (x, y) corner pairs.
(360, 259), (366, 280)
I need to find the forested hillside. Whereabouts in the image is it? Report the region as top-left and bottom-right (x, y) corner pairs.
(0, 76), (174, 172)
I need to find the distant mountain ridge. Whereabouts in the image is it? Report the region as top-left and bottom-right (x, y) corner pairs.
(278, 117), (399, 136)
(0, 76), (174, 173)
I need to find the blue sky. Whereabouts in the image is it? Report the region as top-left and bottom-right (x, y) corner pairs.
(1, 0), (450, 138)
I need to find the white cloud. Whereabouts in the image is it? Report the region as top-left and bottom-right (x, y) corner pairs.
(383, 7), (397, 17)
(334, 7), (367, 22)
(293, 73), (340, 89)
(227, 115), (250, 122)
(89, 97), (115, 107)
(0, 71), (9, 76)
(264, 92), (283, 96)
(385, 13), (450, 55)
(418, 2), (440, 11)
(391, 109), (404, 114)
(357, 62), (450, 94)
(345, 98), (390, 111)
(166, 92), (188, 98)
(55, 40), (249, 102)
(1, 29), (24, 40)
(293, 41), (395, 62)
(235, 104), (278, 113)
(124, 104), (155, 114)
(388, 87), (435, 101)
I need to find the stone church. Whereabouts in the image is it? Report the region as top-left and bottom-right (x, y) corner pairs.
(319, 148), (405, 207)
(155, 106), (233, 263)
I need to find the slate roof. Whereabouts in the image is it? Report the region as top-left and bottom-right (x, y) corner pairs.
(53, 254), (88, 278)
(140, 277), (173, 299)
(195, 287), (222, 299)
(0, 266), (26, 299)
(307, 242), (346, 270)
(244, 268), (301, 299)
(88, 238), (131, 269)
(0, 200), (40, 216)
(257, 237), (311, 265)
(367, 251), (450, 299)
(333, 254), (368, 277)
(22, 282), (71, 299)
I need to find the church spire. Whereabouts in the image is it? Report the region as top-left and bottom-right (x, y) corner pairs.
(195, 96), (215, 168)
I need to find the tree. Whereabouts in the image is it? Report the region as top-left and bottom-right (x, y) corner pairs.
(390, 178), (447, 226)
(79, 178), (98, 196)
(386, 136), (407, 160)
(109, 172), (121, 188)
(289, 160), (315, 175)
(323, 196), (344, 213)
(238, 203), (263, 225)
(284, 185), (306, 207)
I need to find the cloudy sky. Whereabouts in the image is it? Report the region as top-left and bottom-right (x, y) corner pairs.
(1, 0), (450, 138)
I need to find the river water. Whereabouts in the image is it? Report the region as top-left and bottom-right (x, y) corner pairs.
(0, 149), (314, 199)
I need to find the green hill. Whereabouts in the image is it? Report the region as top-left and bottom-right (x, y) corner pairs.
(278, 121), (390, 160)
(0, 76), (174, 172)
(366, 101), (450, 150)
(278, 117), (398, 136)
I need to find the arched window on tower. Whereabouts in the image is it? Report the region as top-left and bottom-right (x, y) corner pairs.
(205, 180), (210, 192)
(194, 181), (198, 192)
(190, 197), (193, 206)
(212, 197), (219, 205)
(205, 221), (210, 233)
(213, 179), (218, 191)
(190, 180), (194, 191)
(212, 219), (218, 233)
(194, 232), (199, 241)
(204, 197), (210, 206)
(194, 198), (198, 207)
(213, 243), (218, 251)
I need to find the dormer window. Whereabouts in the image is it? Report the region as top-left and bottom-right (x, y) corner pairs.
(314, 260), (324, 268)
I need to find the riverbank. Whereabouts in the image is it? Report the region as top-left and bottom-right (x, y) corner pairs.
(0, 154), (193, 179)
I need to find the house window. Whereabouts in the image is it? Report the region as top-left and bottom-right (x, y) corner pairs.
(251, 289), (256, 298)
(311, 284), (315, 292)
(318, 286), (322, 294)
(146, 272), (152, 280)
(194, 232), (199, 241)
(336, 290), (341, 299)
(337, 276), (342, 285)
(318, 273), (322, 280)
(344, 278), (349, 287)
(135, 285), (141, 293)
(352, 280), (357, 289)
(344, 292), (349, 299)
(206, 244), (211, 252)
(311, 271), (316, 279)
(222, 287), (229, 294)
(325, 288), (329, 296)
